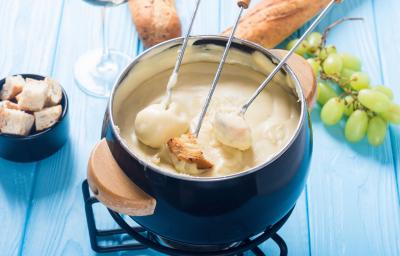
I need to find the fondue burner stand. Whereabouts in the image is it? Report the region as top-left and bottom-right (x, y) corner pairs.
(82, 180), (293, 256)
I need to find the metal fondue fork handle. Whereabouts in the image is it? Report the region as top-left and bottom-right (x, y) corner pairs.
(171, 0), (201, 75)
(163, 0), (202, 108)
(239, 0), (340, 116)
(193, 0), (251, 137)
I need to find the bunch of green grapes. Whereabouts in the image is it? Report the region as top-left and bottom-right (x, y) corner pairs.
(287, 31), (400, 146)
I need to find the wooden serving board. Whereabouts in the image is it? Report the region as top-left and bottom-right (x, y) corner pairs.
(87, 51), (316, 216)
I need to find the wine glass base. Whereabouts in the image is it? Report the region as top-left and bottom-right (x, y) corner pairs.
(74, 48), (131, 98)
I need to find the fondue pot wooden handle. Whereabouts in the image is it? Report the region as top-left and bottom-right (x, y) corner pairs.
(87, 139), (156, 216)
(237, 0), (251, 8)
(270, 49), (317, 109)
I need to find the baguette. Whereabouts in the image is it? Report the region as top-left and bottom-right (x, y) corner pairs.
(223, 0), (332, 49)
(128, 0), (182, 48)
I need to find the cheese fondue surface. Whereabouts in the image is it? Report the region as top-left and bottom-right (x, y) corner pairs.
(114, 45), (302, 178)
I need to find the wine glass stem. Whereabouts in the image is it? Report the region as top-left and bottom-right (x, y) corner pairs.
(101, 6), (110, 60)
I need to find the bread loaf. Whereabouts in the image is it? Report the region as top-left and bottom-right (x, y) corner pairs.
(223, 0), (332, 48)
(129, 0), (182, 48)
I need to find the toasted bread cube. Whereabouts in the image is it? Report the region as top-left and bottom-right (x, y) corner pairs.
(17, 81), (48, 111)
(2, 100), (20, 110)
(167, 133), (213, 175)
(0, 107), (34, 136)
(34, 105), (62, 131)
(0, 75), (25, 100)
(44, 77), (62, 106)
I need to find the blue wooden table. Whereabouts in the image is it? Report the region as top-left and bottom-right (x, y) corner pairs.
(0, 0), (399, 255)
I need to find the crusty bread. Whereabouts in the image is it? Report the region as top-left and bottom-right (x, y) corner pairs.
(0, 75), (25, 101)
(44, 77), (62, 106)
(222, 0), (332, 49)
(17, 80), (48, 111)
(167, 133), (213, 174)
(34, 105), (62, 131)
(128, 0), (182, 48)
(0, 107), (34, 136)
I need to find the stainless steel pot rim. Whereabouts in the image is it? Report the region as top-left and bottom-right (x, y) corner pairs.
(108, 35), (307, 182)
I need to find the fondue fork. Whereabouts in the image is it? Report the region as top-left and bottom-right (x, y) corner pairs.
(193, 0), (251, 137)
(239, 0), (340, 116)
(193, 0), (341, 151)
(162, 0), (202, 109)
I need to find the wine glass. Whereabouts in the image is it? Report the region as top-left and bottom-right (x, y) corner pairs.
(74, 0), (132, 98)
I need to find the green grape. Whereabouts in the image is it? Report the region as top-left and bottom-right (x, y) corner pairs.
(367, 116), (387, 146)
(297, 41), (311, 56)
(318, 49), (328, 60)
(343, 95), (355, 116)
(307, 32), (323, 54)
(340, 53), (362, 71)
(320, 97), (345, 125)
(341, 68), (356, 80)
(308, 32), (323, 47)
(349, 72), (370, 90)
(319, 45), (337, 60)
(372, 85), (394, 100)
(380, 104), (400, 124)
(358, 89), (392, 113)
(286, 39), (309, 56)
(345, 110), (369, 142)
(340, 68), (356, 85)
(307, 58), (321, 75)
(317, 82), (337, 105)
(286, 39), (298, 50)
(326, 45), (337, 55)
(323, 53), (343, 76)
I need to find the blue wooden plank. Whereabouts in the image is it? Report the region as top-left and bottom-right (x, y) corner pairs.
(176, 0), (220, 35)
(20, 0), (218, 254)
(16, 1), (310, 255)
(0, 0), (397, 255)
(372, 0), (400, 208)
(17, 1), (139, 255)
(0, 1), (66, 255)
(298, 0), (400, 255)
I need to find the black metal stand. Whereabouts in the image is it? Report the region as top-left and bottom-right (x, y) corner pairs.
(82, 180), (148, 252)
(82, 180), (291, 256)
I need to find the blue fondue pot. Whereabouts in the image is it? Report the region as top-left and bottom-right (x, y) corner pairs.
(101, 36), (313, 246)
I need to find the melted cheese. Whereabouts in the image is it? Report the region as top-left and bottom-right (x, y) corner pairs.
(114, 45), (301, 177)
